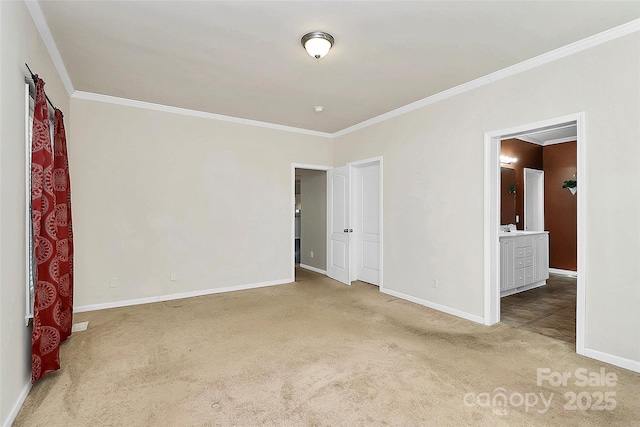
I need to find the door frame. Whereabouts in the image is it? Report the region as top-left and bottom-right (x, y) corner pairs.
(349, 157), (384, 289)
(291, 158), (383, 289)
(483, 112), (585, 355)
(291, 163), (331, 281)
(523, 168), (544, 231)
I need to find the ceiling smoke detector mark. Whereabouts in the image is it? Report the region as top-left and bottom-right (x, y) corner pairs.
(314, 106), (324, 113)
(72, 321), (89, 332)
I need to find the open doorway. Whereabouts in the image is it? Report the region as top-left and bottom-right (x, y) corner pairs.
(498, 128), (578, 344)
(291, 164), (330, 281)
(293, 158), (383, 288)
(484, 113), (585, 356)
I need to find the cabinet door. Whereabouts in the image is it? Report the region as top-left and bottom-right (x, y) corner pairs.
(500, 239), (515, 290)
(525, 266), (535, 285)
(515, 268), (526, 287)
(534, 234), (549, 282)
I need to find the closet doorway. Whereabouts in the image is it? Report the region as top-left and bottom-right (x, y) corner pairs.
(292, 165), (330, 280)
(327, 158), (383, 287)
(292, 157), (383, 289)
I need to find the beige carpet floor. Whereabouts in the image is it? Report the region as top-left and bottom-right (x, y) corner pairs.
(15, 268), (640, 426)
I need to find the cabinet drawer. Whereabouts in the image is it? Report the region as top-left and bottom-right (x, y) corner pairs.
(515, 236), (534, 248)
(514, 268), (526, 287)
(515, 256), (533, 268)
(514, 247), (526, 258)
(525, 247), (534, 257)
(525, 266), (534, 285)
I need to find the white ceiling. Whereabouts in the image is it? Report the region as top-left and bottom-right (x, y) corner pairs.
(37, 1), (640, 134)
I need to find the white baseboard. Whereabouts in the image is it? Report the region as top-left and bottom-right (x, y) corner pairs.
(3, 380), (32, 427)
(379, 291), (639, 373)
(74, 278), (292, 313)
(583, 348), (640, 373)
(549, 268), (577, 276)
(380, 288), (484, 324)
(500, 280), (546, 297)
(299, 264), (327, 275)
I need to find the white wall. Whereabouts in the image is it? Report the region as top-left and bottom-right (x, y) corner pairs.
(0, 1), (70, 425)
(69, 98), (332, 308)
(334, 33), (640, 365)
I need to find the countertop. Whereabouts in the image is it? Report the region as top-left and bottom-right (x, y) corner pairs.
(499, 230), (549, 238)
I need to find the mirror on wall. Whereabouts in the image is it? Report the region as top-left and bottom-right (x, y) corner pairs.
(501, 167), (517, 225)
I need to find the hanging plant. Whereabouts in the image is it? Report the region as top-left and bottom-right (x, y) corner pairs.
(563, 180), (577, 195)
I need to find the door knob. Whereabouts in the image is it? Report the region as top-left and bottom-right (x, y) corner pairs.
(348, 229), (353, 233)
(343, 229), (348, 233)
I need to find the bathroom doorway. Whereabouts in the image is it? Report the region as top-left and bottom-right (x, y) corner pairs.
(484, 113), (585, 355)
(499, 130), (577, 345)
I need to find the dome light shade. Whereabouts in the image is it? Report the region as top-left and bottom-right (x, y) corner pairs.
(301, 31), (334, 59)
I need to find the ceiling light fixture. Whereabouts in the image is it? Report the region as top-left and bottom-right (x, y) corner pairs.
(301, 31), (334, 59)
(314, 106), (324, 113)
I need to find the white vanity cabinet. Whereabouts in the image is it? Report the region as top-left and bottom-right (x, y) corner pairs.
(500, 232), (549, 297)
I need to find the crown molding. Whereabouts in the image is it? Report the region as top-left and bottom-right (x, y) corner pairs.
(333, 18), (640, 138)
(71, 91), (333, 138)
(515, 135), (542, 145)
(518, 135), (577, 146)
(24, 0), (74, 96)
(544, 136), (578, 146)
(332, 77), (491, 138)
(29, 0), (639, 139)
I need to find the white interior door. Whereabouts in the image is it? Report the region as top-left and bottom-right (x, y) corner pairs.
(524, 168), (544, 231)
(355, 164), (380, 285)
(327, 165), (351, 285)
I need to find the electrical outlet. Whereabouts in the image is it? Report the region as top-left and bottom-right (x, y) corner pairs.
(258, 264), (263, 271)
(170, 272), (177, 281)
(431, 279), (438, 288)
(110, 277), (118, 288)
(310, 251), (314, 258)
(72, 321), (89, 332)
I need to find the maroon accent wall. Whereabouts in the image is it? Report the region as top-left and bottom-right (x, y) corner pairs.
(500, 139), (543, 230)
(500, 138), (577, 271)
(543, 141), (577, 271)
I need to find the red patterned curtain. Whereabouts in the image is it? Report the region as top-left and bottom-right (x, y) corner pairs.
(31, 77), (74, 383)
(53, 109), (74, 339)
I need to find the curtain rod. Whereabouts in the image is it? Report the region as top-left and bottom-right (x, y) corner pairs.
(25, 63), (57, 111)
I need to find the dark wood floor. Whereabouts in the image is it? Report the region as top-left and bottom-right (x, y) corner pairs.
(501, 273), (577, 344)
